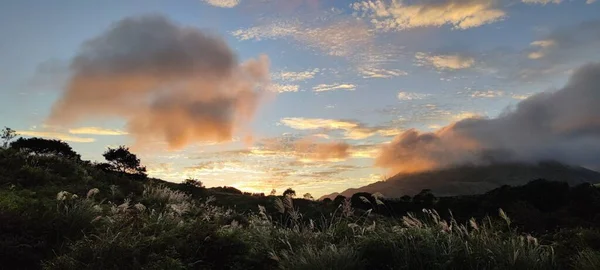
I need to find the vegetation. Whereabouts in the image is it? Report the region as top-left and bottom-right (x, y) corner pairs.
(101, 145), (147, 177)
(283, 188), (296, 197)
(10, 137), (81, 159)
(1, 126), (16, 148)
(1, 133), (599, 269)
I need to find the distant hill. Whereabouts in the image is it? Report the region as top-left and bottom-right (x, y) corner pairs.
(319, 162), (600, 200)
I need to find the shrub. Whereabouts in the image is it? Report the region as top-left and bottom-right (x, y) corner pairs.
(572, 249), (600, 270)
(11, 137), (80, 160)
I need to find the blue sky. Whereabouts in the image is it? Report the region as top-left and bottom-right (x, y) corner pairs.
(1, 0), (600, 197)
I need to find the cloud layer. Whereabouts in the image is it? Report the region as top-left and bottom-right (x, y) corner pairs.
(280, 117), (400, 139)
(377, 62), (600, 174)
(352, 0), (505, 31)
(415, 52), (475, 70)
(48, 15), (270, 149)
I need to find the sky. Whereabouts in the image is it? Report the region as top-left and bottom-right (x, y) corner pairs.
(1, 0), (600, 197)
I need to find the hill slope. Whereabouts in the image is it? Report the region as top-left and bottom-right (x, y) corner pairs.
(320, 162), (600, 200)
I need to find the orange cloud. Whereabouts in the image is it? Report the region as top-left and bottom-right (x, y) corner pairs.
(294, 140), (351, 162)
(377, 62), (600, 174)
(48, 15), (270, 150)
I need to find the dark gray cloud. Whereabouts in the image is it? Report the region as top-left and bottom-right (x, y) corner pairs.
(48, 14), (270, 149)
(377, 62), (600, 173)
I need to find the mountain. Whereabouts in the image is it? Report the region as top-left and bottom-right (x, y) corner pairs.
(319, 162), (600, 200)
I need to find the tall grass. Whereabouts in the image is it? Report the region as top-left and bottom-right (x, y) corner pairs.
(40, 185), (562, 270)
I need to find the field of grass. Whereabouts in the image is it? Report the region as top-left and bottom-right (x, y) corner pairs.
(1, 147), (599, 269)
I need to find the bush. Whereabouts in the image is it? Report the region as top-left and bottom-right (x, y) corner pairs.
(572, 249), (600, 270)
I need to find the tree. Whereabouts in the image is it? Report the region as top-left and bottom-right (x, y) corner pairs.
(400, 195), (412, 202)
(269, 189), (277, 196)
(183, 178), (204, 188)
(303, 193), (314, 200)
(413, 189), (436, 207)
(11, 137), (80, 159)
(1, 127), (16, 148)
(333, 195), (346, 205)
(102, 146), (146, 177)
(283, 188), (296, 197)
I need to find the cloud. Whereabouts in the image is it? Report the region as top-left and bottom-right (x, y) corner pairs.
(293, 140), (351, 162)
(48, 15), (270, 150)
(17, 130), (95, 143)
(273, 68), (320, 82)
(279, 117), (400, 139)
(415, 52), (475, 70)
(202, 0), (240, 8)
(268, 83), (300, 93)
(522, 0), (561, 4)
(527, 39), (556, 59)
(251, 135), (352, 162)
(376, 62), (600, 174)
(68, 127), (128, 135)
(501, 20), (600, 81)
(522, 0), (594, 4)
(351, 0), (505, 31)
(232, 19), (372, 57)
(397, 91), (430, 100)
(358, 67), (408, 78)
(313, 83), (356, 92)
(527, 21), (600, 63)
(470, 90), (504, 98)
(349, 143), (381, 158)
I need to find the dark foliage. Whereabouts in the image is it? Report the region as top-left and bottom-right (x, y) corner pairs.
(210, 186), (243, 195)
(283, 188), (296, 197)
(102, 146), (146, 177)
(1, 126), (16, 148)
(11, 137), (80, 160)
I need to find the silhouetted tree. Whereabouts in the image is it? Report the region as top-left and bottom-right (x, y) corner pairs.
(303, 193), (314, 200)
(11, 137), (80, 159)
(1, 127), (16, 148)
(283, 188), (296, 197)
(400, 195), (412, 202)
(351, 192), (375, 209)
(270, 189), (277, 196)
(413, 189), (436, 207)
(102, 146), (146, 177)
(210, 186), (242, 194)
(333, 195), (346, 205)
(322, 198), (332, 203)
(183, 178), (204, 188)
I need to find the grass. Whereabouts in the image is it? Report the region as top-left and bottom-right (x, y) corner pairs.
(38, 186), (559, 270)
(0, 148), (598, 269)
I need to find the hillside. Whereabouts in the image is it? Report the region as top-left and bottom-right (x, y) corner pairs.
(2, 146), (600, 269)
(320, 162), (600, 200)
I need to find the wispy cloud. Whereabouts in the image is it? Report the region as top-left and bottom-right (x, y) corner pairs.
(268, 83), (300, 93)
(397, 91), (430, 101)
(202, 0), (240, 8)
(521, 0), (594, 4)
(273, 68), (320, 82)
(359, 67), (408, 78)
(17, 130), (95, 143)
(415, 52), (475, 70)
(313, 83), (356, 92)
(351, 0), (505, 31)
(68, 127), (128, 136)
(232, 19), (372, 57)
(527, 39), (556, 59)
(469, 90), (504, 98)
(279, 117), (400, 139)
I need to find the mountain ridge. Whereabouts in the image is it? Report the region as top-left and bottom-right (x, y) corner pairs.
(320, 162), (600, 200)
